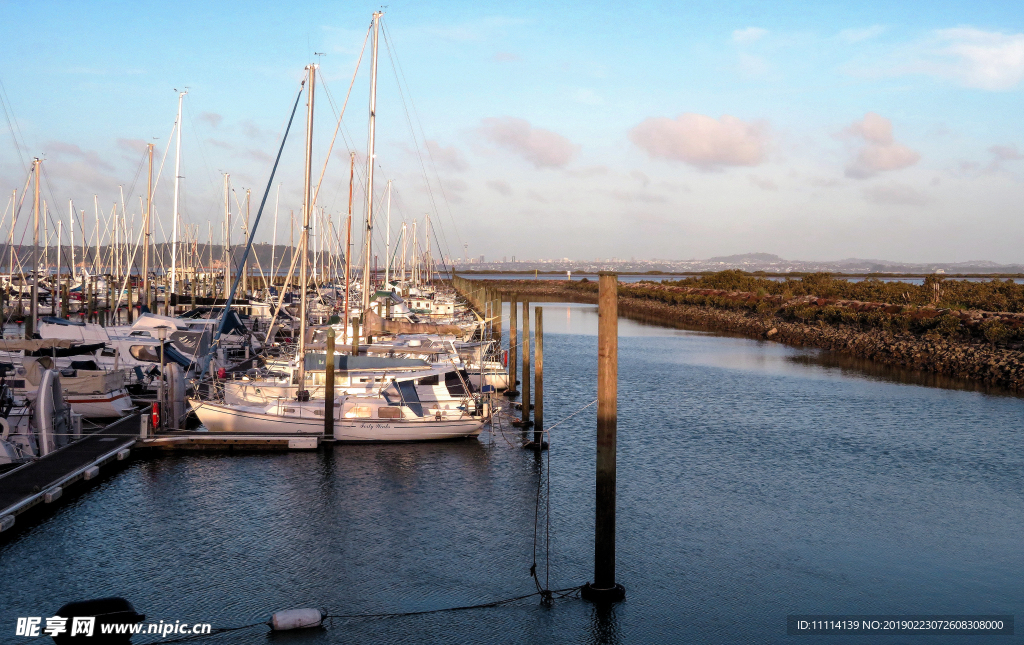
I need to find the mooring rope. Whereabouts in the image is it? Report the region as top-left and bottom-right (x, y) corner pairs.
(140, 587), (585, 643)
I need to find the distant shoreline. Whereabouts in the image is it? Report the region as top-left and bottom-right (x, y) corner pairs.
(452, 269), (1024, 279)
(461, 278), (1024, 393)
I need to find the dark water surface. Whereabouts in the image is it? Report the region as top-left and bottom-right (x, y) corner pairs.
(2, 303), (1022, 644)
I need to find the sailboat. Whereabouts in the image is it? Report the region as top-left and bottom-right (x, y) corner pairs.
(191, 18), (482, 440)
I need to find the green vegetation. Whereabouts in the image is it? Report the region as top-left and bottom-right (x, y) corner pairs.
(556, 270), (1024, 345)
(661, 270), (1024, 313)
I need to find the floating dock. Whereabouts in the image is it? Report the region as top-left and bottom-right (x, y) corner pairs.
(0, 414), (139, 534)
(136, 431), (320, 452)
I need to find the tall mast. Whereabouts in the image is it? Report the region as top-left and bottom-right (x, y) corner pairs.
(400, 222), (407, 282)
(29, 158), (40, 337)
(43, 200), (48, 282)
(297, 64), (316, 390)
(170, 89), (186, 295)
(68, 200), (75, 285)
(385, 180), (392, 286)
(271, 183), (279, 285)
(362, 10), (382, 315)
(56, 218), (62, 315)
(411, 219), (418, 286)
(144, 143), (154, 310)
(424, 212), (430, 283)
(8, 189), (15, 276)
(242, 188), (250, 296)
(93, 195), (99, 274)
(342, 152), (354, 343)
(222, 174), (230, 299)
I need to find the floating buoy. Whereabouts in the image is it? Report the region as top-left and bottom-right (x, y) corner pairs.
(269, 608), (325, 631)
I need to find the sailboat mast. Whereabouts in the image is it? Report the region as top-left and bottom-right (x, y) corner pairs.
(271, 183), (279, 288)
(222, 174), (230, 299)
(385, 180), (391, 286)
(144, 143), (153, 310)
(361, 11), (382, 315)
(29, 158), (40, 337)
(400, 222), (407, 282)
(343, 152), (354, 343)
(68, 200), (75, 287)
(170, 89), (186, 295)
(425, 212), (430, 283)
(297, 64), (316, 390)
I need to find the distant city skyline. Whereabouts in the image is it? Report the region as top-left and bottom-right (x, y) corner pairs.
(1, 1), (1022, 267)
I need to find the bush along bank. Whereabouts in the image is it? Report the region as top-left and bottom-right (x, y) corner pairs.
(485, 276), (1024, 391)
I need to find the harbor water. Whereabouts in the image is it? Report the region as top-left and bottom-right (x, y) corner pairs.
(1, 303), (1021, 643)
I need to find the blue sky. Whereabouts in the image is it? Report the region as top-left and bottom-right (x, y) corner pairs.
(1, 0), (1022, 265)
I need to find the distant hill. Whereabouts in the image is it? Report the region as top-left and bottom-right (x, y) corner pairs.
(706, 253), (783, 263)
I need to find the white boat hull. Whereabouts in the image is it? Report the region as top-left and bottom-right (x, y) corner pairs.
(190, 399), (483, 442)
(64, 389), (135, 418)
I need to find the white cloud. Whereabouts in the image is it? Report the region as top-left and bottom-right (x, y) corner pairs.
(479, 117), (577, 168)
(199, 112), (223, 128)
(935, 28), (1024, 90)
(748, 175), (778, 191)
(843, 112), (920, 179)
(425, 140), (468, 172)
(487, 179), (512, 196)
(837, 25), (886, 44)
(863, 182), (928, 206)
(732, 27), (767, 44)
(629, 113), (768, 171)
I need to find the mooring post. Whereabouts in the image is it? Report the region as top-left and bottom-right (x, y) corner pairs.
(521, 299), (532, 427)
(533, 306), (544, 450)
(506, 295), (519, 397)
(582, 271), (625, 602)
(351, 316), (360, 356)
(493, 294), (502, 342)
(324, 327), (335, 441)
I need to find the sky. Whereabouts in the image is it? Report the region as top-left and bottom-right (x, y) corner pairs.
(0, 0), (1022, 265)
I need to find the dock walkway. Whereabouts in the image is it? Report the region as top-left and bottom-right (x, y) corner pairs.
(0, 414), (139, 533)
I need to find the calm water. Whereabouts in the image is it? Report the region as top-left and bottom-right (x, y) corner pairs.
(2, 303), (1022, 644)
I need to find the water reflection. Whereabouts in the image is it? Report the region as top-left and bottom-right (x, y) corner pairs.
(2, 303), (1022, 644)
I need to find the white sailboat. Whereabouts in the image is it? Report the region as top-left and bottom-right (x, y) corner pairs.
(191, 24), (482, 441)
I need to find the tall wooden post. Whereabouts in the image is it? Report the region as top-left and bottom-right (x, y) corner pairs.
(492, 295), (501, 342)
(324, 327), (336, 441)
(533, 306), (544, 449)
(582, 272), (625, 602)
(505, 295), (519, 397)
(521, 299), (532, 427)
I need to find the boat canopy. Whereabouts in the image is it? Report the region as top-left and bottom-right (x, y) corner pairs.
(303, 354), (429, 372)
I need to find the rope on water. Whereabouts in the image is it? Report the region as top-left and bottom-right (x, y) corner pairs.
(140, 587), (585, 643)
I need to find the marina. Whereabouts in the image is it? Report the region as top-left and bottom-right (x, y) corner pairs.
(1, 298), (1021, 643)
(1, 2), (1022, 643)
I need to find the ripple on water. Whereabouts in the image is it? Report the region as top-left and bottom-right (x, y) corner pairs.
(1, 305), (1022, 644)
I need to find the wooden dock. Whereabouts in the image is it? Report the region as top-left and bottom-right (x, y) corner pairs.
(136, 432), (320, 452)
(0, 414), (139, 535)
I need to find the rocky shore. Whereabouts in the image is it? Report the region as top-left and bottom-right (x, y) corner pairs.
(476, 279), (1024, 392)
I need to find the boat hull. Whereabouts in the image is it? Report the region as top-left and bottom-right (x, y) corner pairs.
(189, 399), (483, 442)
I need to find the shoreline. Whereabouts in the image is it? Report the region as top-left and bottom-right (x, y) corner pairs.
(472, 279), (1024, 392)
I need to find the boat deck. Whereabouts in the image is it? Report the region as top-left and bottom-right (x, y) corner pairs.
(0, 414), (139, 533)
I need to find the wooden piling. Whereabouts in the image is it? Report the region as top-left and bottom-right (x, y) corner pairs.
(505, 295), (519, 397)
(351, 316), (360, 355)
(533, 306), (543, 449)
(521, 299), (532, 427)
(324, 327), (336, 441)
(582, 272), (625, 602)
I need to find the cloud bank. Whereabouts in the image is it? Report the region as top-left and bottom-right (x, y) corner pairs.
(843, 112), (920, 179)
(629, 113), (767, 170)
(479, 117), (577, 168)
